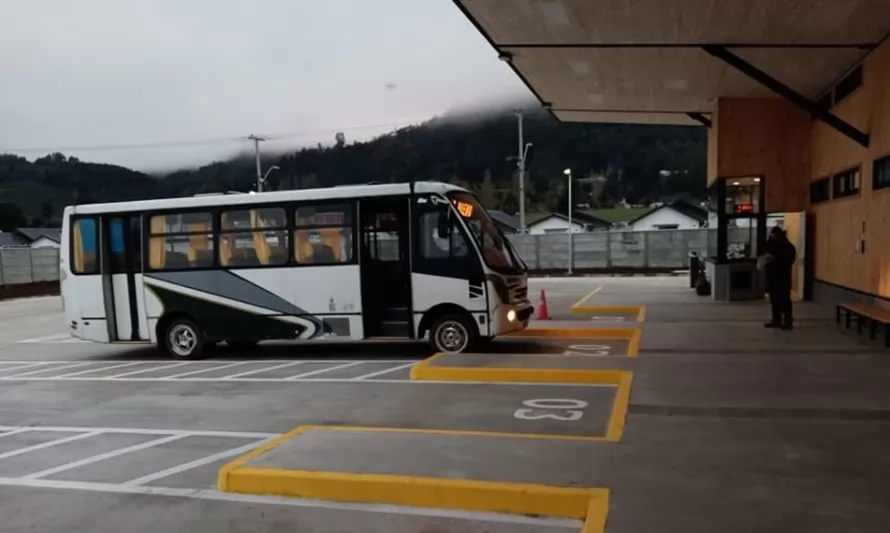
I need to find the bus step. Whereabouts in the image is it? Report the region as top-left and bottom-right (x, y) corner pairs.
(380, 307), (410, 322)
(373, 320), (411, 337)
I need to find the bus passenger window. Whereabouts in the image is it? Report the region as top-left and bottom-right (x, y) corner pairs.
(220, 208), (287, 267)
(71, 218), (98, 274)
(148, 212), (214, 270)
(294, 205), (353, 265)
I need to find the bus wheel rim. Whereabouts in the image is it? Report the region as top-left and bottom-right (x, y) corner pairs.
(169, 324), (197, 356)
(437, 321), (467, 352)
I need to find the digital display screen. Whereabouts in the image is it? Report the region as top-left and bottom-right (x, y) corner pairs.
(734, 203), (754, 214)
(454, 200), (474, 218)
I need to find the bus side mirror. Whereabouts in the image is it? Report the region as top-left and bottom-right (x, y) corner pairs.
(437, 211), (451, 239)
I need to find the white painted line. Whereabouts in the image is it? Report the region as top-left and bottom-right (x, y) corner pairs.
(0, 377), (613, 387)
(221, 361), (305, 380)
(350, 363), (416, 380)
(106, 362), (189, 378)
(283, 361), (363, 380)
(0, 478), (580, 528)
(0, 431), (100, 461)
(163, 361), (252, 379)
(52, 361), (144, 378)
(0, 426), (279, 439)
(0, 362), (49, 374)
(0, 359), (414, 365)
(17, 333), (72, 343)
(4, 362), (95, 378)
(23, 434), (187, 480)
(124, 438), (273, 486)
(0, 429), (29, 440)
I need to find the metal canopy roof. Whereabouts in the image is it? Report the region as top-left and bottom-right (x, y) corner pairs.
(455, 0), (890, 126)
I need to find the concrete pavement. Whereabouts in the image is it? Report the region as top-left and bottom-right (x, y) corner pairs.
(1, 276), (889, 532)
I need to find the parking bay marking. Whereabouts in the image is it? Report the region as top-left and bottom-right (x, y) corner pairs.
(0, 360), (417, 382)
(0, 426), (581, 528)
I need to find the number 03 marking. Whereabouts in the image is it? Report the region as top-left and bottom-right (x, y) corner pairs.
(513, 398), (588, 421)
(563, 344), (612, 357)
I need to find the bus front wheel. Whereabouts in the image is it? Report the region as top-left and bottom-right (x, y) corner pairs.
(429, 314), (477, 354)
(161, 317), (206, 360)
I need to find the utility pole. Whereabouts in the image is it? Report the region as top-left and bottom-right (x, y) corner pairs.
(515, 112), (532, 233)
(564, 168), (574, 275)
(248, 134), (266, 192)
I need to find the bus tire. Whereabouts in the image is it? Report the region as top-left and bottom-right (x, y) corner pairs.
(429, 313), (477, 354)
(161, 317), (206, 360)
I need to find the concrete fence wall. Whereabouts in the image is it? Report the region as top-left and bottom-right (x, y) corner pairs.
(0, 247), (61, 286)
(0, 228), (751, 285)
(506, 228), (750, 272)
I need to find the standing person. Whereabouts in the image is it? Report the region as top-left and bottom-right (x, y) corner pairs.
(761, 226), (797, 329)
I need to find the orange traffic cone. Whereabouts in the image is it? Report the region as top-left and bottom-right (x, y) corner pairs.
(536, 289), (550, 320)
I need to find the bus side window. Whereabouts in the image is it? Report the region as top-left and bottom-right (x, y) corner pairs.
(71, 218), (99, 274)
(148, 212), (214, 270)
(420, 210), (468, 259)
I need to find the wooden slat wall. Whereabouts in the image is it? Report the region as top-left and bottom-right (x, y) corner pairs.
(810, 38), (890, 298)
(713, 98), (812, 212)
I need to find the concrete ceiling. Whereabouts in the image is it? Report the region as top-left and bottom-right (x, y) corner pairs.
(456, 0), (890, 125)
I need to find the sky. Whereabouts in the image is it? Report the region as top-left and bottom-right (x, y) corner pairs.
(0, 0), (531, 171)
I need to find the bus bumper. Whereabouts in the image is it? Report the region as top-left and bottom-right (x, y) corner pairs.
(491, 302), (533, 336)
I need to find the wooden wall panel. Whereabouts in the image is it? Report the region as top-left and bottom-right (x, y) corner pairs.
(783, 212), (804, 301)
(809, 38), (890, 298)
(714, 98), (811, 212)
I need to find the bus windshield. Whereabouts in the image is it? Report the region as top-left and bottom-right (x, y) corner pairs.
(448, 192), (521, 274)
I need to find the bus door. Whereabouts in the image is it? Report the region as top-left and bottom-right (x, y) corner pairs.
(411, 194), (489, 336)
(100, 215), (147, 341)
(359, 196), (413, 338)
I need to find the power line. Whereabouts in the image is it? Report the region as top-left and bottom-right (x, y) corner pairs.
(0, 120), (423, 154)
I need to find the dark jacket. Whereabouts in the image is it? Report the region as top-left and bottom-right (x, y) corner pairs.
(763, 235), (796, 291)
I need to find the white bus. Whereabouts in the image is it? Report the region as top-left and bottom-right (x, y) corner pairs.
(60, 181), (532, 359)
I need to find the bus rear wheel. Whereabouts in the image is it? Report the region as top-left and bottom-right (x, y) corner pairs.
(429, 314), (477, 354)
(161, 317), (205, 360)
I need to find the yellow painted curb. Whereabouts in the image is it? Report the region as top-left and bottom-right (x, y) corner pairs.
(411, 359), (627, 386)
(570, 304), (647, 322)
(218, 425), (611, 528)
(509, 326), (640, 339)
(627, 328), (642, 357)
(605, 373), (633, 442)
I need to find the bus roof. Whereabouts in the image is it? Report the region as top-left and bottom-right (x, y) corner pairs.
(67, 181), (470, 215)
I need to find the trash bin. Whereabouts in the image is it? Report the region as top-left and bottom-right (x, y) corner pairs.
(689, 252), (700, 288)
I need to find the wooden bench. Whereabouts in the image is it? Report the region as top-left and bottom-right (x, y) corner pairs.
(836, 302), (890, 347)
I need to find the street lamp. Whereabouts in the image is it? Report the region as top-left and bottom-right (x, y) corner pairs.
(514, 111), (536, 233)
(258, 165), (280, 192)
(564, 168), (573, 275)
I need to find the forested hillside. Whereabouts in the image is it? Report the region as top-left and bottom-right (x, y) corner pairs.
(0, 106), (706, 228)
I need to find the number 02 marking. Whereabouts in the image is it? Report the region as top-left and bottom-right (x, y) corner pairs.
(513, 398), (588, 421)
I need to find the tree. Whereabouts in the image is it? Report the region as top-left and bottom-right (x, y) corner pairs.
(0, 202), (26, 232)
(0, 106), (707, 222)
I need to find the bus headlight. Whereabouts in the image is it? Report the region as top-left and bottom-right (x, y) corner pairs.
(507, 309), (516, 322)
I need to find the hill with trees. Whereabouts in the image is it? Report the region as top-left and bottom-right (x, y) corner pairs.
(0, 106), (706, 228)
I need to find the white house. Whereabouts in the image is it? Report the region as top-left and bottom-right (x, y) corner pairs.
(626, 201), (708, 231)
(0, 228), (61, 249)
(527, 212), (611, 235)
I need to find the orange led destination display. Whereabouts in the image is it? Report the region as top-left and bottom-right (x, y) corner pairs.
(453, 200), (474, 218)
